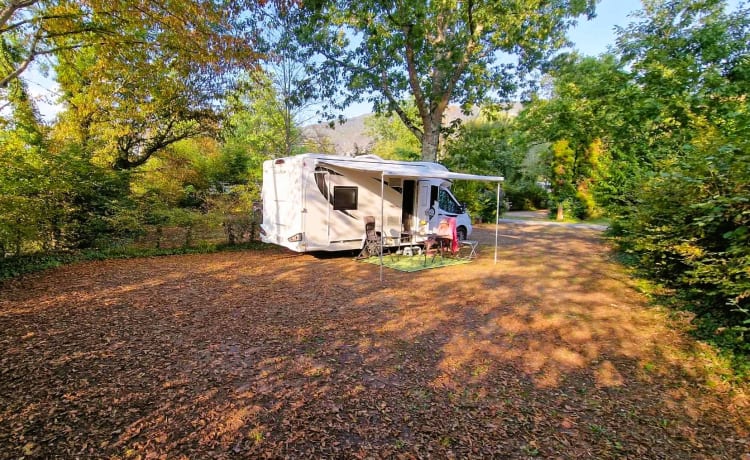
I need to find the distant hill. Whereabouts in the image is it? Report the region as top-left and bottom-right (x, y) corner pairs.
(303, 113), (372, 155)
(303, 104), (521, 155)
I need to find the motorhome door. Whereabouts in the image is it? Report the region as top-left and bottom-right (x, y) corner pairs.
(417, 181), (440, 232)
(400, 180), (416, 234)
(306, 169), (331, 247)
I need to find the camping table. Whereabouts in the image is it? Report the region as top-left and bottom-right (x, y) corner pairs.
(460, 240), (479, 259)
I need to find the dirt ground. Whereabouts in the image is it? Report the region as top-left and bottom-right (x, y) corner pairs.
(1, 223), (748, 459)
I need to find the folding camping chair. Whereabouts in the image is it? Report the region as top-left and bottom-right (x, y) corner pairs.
(424, 217), (458, 265)
(357, 216), (382, 259)
(458, 240), (479, 259)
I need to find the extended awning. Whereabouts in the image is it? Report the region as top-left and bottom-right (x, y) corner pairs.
(319, 158), (504, 183)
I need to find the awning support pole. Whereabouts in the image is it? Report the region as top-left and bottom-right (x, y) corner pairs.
(495, 182), (500, 264)
(380, 172), (385, 282)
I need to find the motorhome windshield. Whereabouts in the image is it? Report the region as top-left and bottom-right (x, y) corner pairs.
(438, 188), (463, 214)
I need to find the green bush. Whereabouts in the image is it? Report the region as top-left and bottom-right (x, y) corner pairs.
(503, 180), (549, 211)
(617, 143), (750, 355)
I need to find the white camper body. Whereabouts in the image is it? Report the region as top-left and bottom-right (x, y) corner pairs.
(261, 154), (479, 252)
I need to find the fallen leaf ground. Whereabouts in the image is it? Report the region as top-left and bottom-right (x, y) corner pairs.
(1, 223), (748, 459)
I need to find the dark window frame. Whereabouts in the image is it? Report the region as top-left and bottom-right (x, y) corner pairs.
(333, 186), (358, 210)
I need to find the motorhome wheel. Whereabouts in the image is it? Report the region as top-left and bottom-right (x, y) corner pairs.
(457, 226), (467, 241)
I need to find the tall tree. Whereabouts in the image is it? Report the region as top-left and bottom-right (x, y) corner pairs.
(519, 53), (628, 218)
(294, 0), (598, 161)
(263, 8), (322, 157)
(3, 0), (262, 169)
(0, 0), (256, 87)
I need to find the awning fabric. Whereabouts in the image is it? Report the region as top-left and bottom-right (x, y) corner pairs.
(318, 158), (504, 182)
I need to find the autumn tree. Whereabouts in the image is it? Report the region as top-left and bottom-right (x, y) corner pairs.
(519, 53), (626, 219)
(0, 0), (257, 85)
(3, 0), (261, 169)
(293, 0), (597, 161)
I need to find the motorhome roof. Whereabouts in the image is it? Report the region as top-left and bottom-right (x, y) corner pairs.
(307, 154), (504, 183)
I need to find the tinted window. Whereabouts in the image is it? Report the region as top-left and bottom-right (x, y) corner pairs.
(333, 186), (358, 210)
(438, 189), (462, 214)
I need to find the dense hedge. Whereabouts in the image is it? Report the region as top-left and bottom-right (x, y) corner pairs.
(617, 145), (750, 357)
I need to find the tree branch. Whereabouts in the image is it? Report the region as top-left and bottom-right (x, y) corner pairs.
(437, 2), (484, 118)
(0, 0), (38, 30)
(379, 68), (423, 140)
(0, 28), (40, 88)
(402, 23), (428, 124)
(1, 11), (97, 34)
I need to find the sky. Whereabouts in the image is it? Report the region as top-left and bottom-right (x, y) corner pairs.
(21, 0), (731, 122)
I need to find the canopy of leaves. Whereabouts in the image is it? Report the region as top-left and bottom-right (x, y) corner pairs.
(1, 0), (258, 86)
(294, 0), (597, 160)
(3, 0), (263, 169)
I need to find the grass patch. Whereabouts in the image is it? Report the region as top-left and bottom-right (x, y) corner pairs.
(555, 216), (611, 225)
(358, 255), (471, 272)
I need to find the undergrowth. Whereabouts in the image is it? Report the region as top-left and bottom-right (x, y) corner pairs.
(612, 249), (750, 382)
(0, 241), (273, 283)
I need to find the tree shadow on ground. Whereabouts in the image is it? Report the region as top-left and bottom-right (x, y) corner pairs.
(0, 224), (747, 458)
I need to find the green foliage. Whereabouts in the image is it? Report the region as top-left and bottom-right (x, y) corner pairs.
(613, 0), (750, 348)
(620, 142), (750, 328)
(364, 102), (421, 160)
(294, 0), (597, 160)
(0, 92), (134, 254)
(548, 140), (576, 198)
(503, 181), (549, 211)
(225, 73), (305, 161)
(442, 115), (523, 181)
(520, 54), (621, 219)
(442, 115), (526, 220)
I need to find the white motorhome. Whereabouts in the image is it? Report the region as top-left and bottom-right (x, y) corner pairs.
(261, 154), (502, 253)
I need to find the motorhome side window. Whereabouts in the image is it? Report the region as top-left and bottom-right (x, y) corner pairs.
(438, 189), (462, 214)
(333, 186), (358, 210)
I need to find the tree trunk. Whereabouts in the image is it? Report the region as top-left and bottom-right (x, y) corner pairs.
(14, 229), (21, 257)
(420, 118), (441, 162)
(556, 202), (564, 221)
(184, 225), (193, 248)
